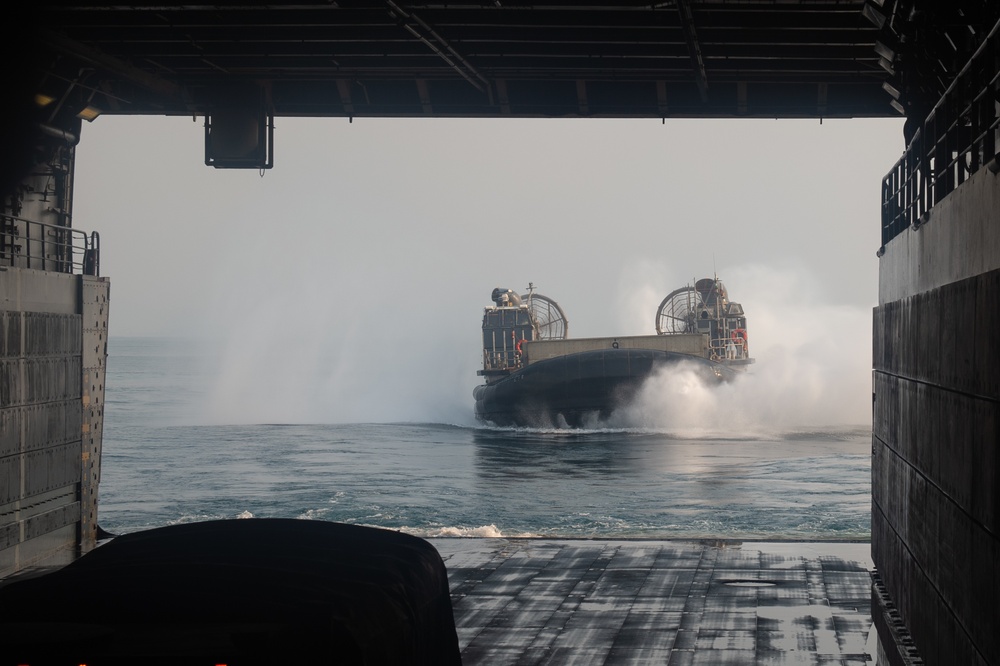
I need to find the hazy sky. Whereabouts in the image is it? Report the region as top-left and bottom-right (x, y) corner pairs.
(72, 115), (904, 427)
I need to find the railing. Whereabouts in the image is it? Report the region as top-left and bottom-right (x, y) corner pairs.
(709, 337), (749, 362)
(483, 349), (520, 372)
(880, 18), (1000, 251)
(1, 215), (100, 276)
(482, 334), (528, 373)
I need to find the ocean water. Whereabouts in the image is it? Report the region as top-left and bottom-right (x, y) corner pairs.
(99, 337), (871, 541)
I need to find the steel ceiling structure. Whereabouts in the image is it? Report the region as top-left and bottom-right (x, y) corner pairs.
(29, 1), (897, 121)
(7, 1), (995, 173)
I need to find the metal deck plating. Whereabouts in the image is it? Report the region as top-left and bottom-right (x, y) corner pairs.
(432, 538), (874, 665)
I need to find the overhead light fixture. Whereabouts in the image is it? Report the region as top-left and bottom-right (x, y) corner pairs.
(34, 93), (55, 107)
(890, 99), (905, 115)
(77, 106), (102, 122)
(863, 1), (886, 28)
(875, 40), (896, 61)
(882, 80), (902, 99)
(879, 56), (895, 74)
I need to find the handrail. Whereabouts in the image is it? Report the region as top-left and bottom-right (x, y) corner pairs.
(483, 340), (525, 372)
(710, 336), (748, 361)
(1, 214), (100, 276)
(880, 18), (1000, 251)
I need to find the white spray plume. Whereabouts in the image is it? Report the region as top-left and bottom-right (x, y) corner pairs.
(609, 262), (873, 436)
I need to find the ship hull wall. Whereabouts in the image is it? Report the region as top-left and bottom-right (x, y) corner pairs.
(873, 165), (1000, 665)
(0, 268), (109, 578)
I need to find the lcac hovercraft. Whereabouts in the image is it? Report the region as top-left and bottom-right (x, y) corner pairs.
(473, 278), (752, 427)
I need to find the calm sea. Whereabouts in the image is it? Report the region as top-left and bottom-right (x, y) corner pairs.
(98, 337), (871, 541)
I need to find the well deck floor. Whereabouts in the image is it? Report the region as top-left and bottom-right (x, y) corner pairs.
(430, 539), (875, 666)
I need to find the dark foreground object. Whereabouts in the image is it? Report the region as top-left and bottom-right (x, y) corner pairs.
(0, 519), (461, 665)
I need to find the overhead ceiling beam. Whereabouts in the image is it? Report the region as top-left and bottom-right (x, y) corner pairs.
(28, 2), (902, 120)
(39, 29), (189, 110)
(386, 0), (490, 98)
(416, 78), (433, 115)
(336, 79), (355, 117)
(676, 0), (709, 103)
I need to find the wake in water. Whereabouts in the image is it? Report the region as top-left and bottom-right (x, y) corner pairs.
(608, 355), (869, 438)
(593, 261), (875, 438)
(469, 354), (871, 440)
(102, 337), (871, 541)
(470, 264), (873, 438)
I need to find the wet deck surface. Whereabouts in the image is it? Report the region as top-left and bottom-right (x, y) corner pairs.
(429, 539), (875, 666)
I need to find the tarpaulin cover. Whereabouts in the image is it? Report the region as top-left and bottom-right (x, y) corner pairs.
(0, 518), (462, 664)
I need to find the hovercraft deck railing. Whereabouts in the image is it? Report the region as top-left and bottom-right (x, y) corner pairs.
(880, 18), (1000, 251)
(1, 215), (100, 275)
(711, 340), (749, 361)
(483, 349), (521, 372)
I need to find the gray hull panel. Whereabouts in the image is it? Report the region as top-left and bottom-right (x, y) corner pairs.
(473, 348), (730, 427)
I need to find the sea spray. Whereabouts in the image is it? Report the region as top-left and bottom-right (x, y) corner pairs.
(607, 262), (873, 435)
